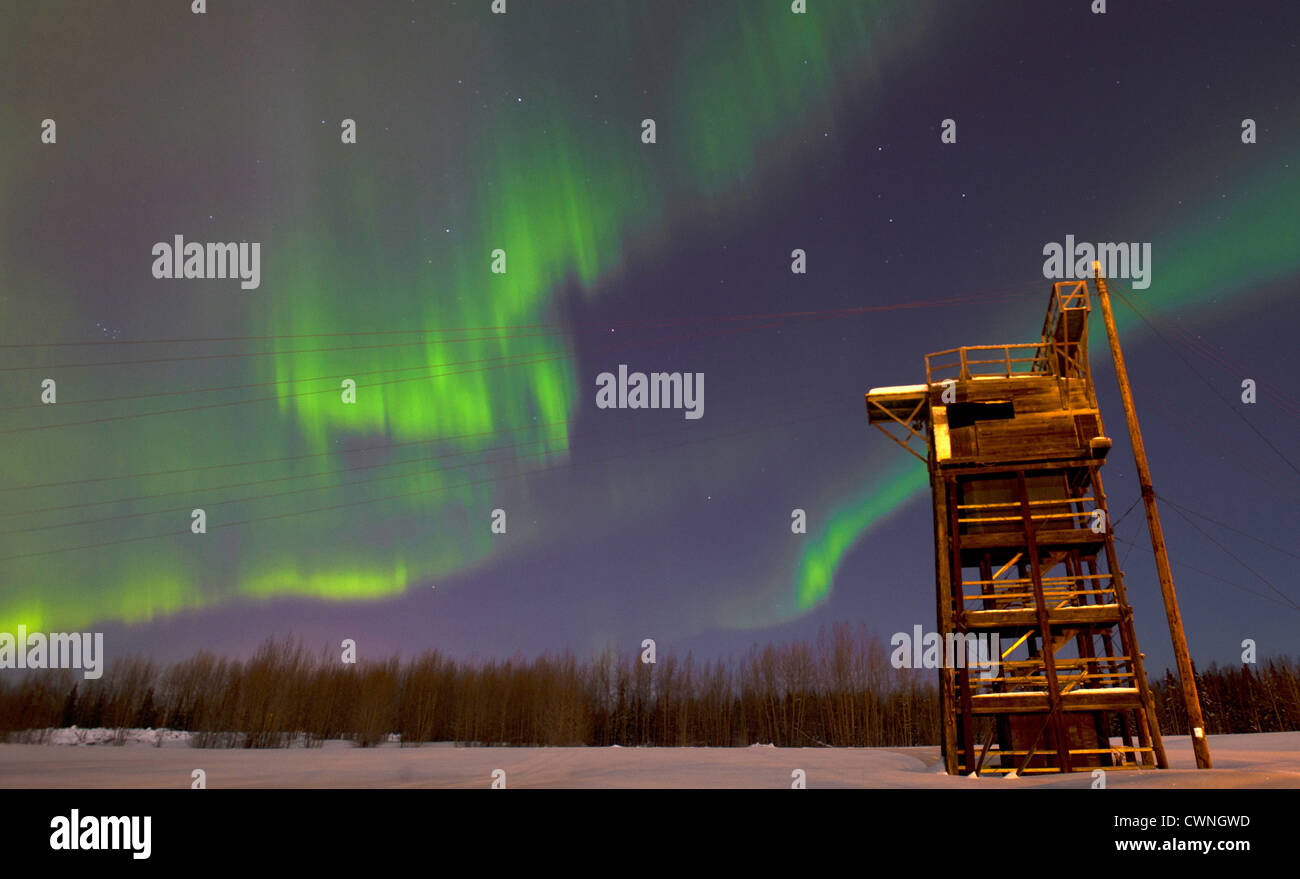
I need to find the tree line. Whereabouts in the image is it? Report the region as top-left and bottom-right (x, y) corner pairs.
(1151, 658), (1300, 737)
(0, 626), (1294, 748)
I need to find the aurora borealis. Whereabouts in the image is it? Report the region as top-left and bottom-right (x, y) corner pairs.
(1, 0), (1297, 670)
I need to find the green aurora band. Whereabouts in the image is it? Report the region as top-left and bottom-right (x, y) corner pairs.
(1, 2), (1297, 636)
(0, 1), (932, 632)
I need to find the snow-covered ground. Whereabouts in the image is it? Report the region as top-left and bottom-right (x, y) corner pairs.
(0, 730), (1296, 788)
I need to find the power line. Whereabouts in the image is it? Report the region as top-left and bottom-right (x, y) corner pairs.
(1156, 493), (1300, 562)
(1151, 398), (1294, 499)
(0, 319), (776, 435)
(1110, 496), (1142, 530)
(0, 343), (569, 412)
(0, 290), (1028, 374)
(1108, 280), (1300, 480)
(0, 394), (844, 523)
(0, 407), (842, 564)
(1161, 501), (1300, 613)
(0, 328), (567, 372)
(0, 289), (1024, 371)
(0, 345), (574, 435)
(0, 284), (1040, 350)
(0, 323), (563, 349)
(0, 304), (929, 412)
(0, 288), (1043, 422)
(0, 433), (571, 535)
(1111, 534), (1298, 613)
(1162, 313), (1300, 416)
(4, 290), (1020, 433)
(0, 416), (570, 494)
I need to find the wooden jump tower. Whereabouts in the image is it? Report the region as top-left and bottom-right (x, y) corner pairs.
(866, 280), (1170, 775)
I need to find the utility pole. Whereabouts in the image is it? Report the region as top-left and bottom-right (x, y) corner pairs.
(1093, 262), (1212, 769)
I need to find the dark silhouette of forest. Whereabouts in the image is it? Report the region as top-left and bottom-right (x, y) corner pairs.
(1, 625), (1295, 748)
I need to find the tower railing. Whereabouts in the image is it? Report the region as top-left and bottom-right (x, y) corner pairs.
(924, 341), (1055, 383)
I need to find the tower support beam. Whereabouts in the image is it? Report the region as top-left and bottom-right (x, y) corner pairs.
(1093, 265), (1211, 769)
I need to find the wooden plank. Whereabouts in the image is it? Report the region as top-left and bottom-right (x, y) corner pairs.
(966, 689), (1145, 715)
(932, 472), (959, 775)
(959, 528), (1105, 550)
(964, 604), (1122, 628)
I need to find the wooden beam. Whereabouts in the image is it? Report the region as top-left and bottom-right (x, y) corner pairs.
(1094, 267), (1210, 770)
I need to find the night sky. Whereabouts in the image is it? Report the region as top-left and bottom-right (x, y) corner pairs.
(1, 1), (1296, 674)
